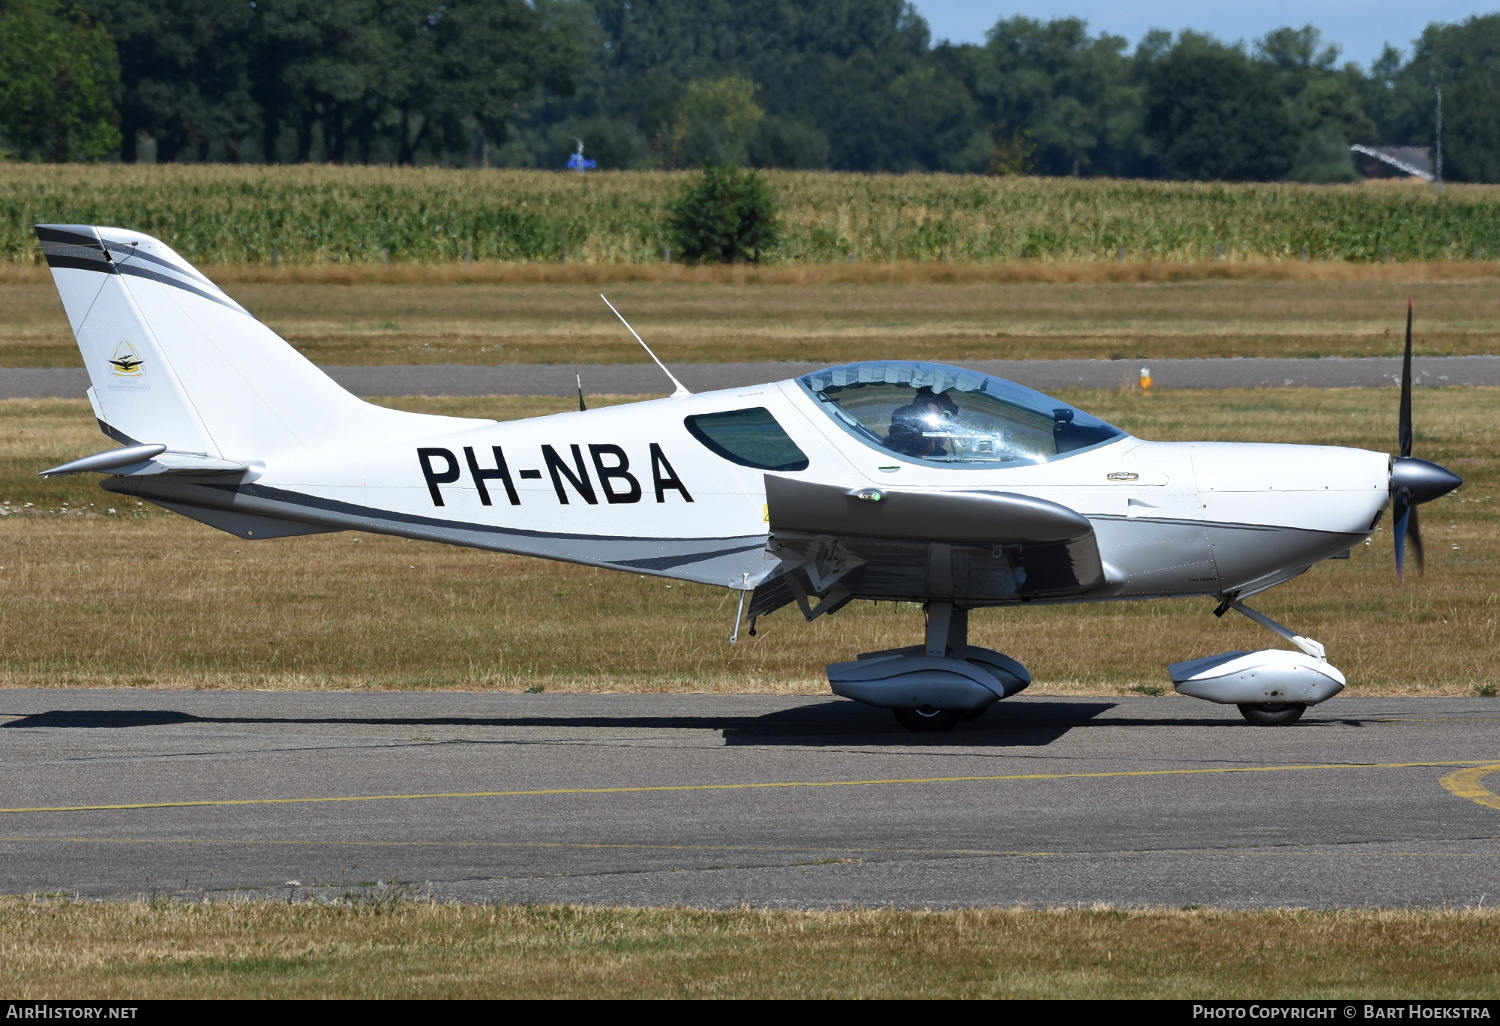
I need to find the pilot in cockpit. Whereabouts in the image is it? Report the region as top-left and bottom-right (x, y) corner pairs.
(886, 386), (958, 458)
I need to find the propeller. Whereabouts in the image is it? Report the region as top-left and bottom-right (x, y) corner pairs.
(1390, 299), (1462, 579)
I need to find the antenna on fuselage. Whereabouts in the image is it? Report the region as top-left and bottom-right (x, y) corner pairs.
(599, 293), (691, 398)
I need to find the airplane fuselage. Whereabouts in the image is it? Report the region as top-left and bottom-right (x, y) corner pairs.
(105, 377), (1391, 605)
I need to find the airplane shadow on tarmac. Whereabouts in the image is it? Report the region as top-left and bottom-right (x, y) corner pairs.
(0, 700), (1273, 747)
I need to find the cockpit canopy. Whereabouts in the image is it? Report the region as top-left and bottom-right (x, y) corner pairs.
(798, 361), (1126, 466)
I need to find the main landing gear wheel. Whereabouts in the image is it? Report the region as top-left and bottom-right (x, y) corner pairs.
(893, 707), (964, 733)
(1237, 702), (1307, 727)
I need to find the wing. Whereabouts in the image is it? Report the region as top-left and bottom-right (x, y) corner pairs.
(753, 475), (1106, 618)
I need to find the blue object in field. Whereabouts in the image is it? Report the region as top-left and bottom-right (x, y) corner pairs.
(566, 139), (596, 171)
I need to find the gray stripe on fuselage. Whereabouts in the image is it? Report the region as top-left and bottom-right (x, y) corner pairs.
(100, 476), (769, 588)
(1092, 513), (1308, 533)
(1090, 515), (1365, 596)
(1204, 522), (1365, 591)
(615, 545), (770, 571)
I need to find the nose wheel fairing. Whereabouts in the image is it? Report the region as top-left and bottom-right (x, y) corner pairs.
(1169, 649), (1345, 706)
(1168, 599), (1345, 725)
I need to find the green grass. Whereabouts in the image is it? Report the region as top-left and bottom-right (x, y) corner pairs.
(5, 165), (1500, 265)
(4, 900), (1498, 998)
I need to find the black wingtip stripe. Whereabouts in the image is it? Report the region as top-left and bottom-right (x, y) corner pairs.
(35, 226), (99, 247)
(39, 242), (245, 314)
(44, 253), (118, 274)
(103, 242), (217, 288)
(36, 226), (226, 298)
(37, 227), (116, 274)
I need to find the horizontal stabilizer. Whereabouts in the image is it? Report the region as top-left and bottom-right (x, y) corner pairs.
(39, 444), (248, 478)
(130, 453), (249, 475)
(40, 443), (165, 478)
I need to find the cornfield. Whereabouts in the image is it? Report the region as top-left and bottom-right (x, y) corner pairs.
(3, 164), (1499, 266)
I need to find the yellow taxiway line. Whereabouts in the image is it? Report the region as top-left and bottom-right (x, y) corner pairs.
(0, 760), (1492, 815)
(1439, 763), (1500, 811)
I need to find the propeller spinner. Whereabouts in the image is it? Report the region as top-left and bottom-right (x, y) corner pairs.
(1391, 300), (1462, 579)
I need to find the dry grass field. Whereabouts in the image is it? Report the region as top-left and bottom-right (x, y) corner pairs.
(4, 899), (1497, 999)
(0, 387), (1491, 695)
(4, 274), (1499, 366)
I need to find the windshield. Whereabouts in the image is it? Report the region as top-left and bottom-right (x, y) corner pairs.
(797, 361), (1125, 465)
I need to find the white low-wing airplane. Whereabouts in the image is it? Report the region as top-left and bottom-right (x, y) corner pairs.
(36, 225), (1461, 731)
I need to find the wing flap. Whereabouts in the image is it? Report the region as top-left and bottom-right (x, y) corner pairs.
(764, 475), (1093, 544)
(759, 475), (1105, 614)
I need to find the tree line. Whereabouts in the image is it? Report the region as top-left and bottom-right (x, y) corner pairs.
(2, 0), (1499, 181)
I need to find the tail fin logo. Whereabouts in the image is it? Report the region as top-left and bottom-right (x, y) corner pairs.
(109, 340), (145, 377)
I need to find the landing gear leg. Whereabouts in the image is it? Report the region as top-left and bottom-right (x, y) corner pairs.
(890, 602), (970, 733)
(1230, 601), (1319, 728)
(830, 603), (1027, 729)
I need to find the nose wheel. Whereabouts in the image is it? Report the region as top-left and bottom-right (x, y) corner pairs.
(1237, 702), (1306, 726)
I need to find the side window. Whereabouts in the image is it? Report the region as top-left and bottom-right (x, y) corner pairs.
(685, 408), (809, 471)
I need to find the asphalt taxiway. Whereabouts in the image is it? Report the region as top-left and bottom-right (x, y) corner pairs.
(0, 691), (1496, 908)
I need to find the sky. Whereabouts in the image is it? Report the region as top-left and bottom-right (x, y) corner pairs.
(910, 1), (1500, 68)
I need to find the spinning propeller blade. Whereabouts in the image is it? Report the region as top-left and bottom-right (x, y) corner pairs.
(1399, 299), (1413, 460)
(1391, 488), (1419, 579)
(1390, 300), (1457, 581)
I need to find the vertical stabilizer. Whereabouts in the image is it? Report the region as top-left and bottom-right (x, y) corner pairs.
(37, 224), (480, 459)
(39, 225), (220, 454)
